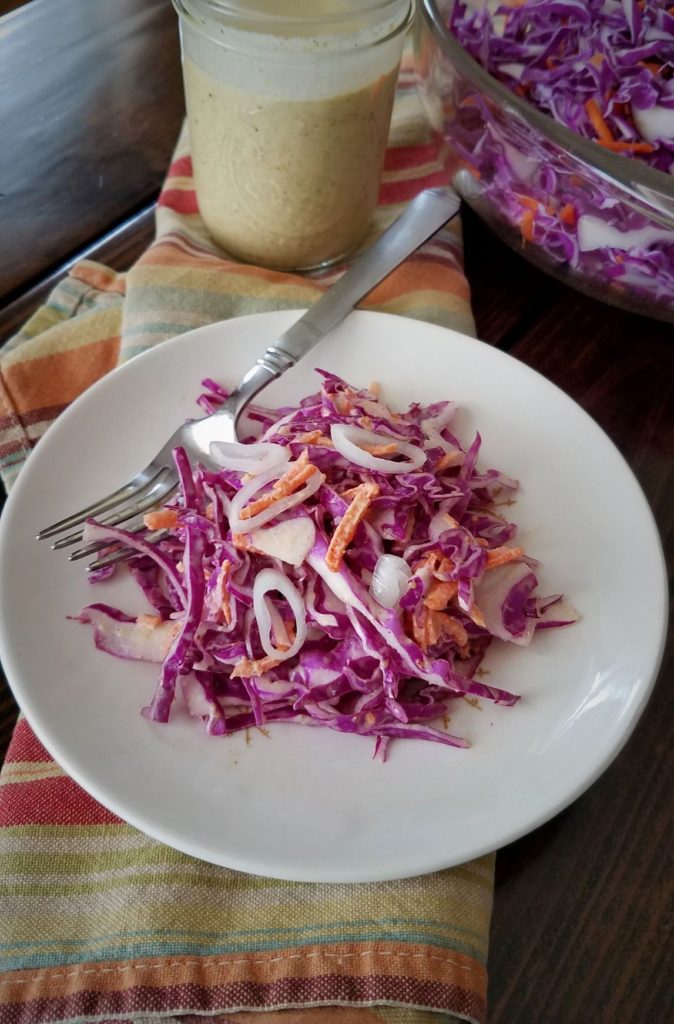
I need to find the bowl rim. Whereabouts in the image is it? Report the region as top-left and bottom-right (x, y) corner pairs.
(419, 0), (674, 226)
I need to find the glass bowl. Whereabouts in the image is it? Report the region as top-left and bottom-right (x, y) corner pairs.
(415, 0), (674, 322)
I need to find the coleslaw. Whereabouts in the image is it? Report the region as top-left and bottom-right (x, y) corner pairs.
(74, 372), (576, 758)
(451, 0), (674, 173)
(437, 0), (674, 309)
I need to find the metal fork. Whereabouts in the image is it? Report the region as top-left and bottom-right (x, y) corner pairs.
(37, 188), (460, 570)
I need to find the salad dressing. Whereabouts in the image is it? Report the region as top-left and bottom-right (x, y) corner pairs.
(183, 58), (397, 269)
(176, 0), (409, 268)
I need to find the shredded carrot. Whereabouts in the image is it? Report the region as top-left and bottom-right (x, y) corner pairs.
(412, 607), (468, 650)
(433, 612), (469, 648)
(362, 442), (398, 457)
(559, 203), (577, 226)
(584, 98), (614, 144)
(285, 447), (310, 477)
(325, 481), (379, 572)
(275, 620), (296, 652)
(231, 655), (281, 678)
(412, 549), (440, 573)
(589, 52), (604, 69)
(143, 508), (178, 530)
(520, 208), (536, 243)
(468, 603), (486, 628)
(486, 545), (524, 569)
(136, 613), (163, 629)
(518, 194), (540, 212)
(435, 555), (456, 580)
(424, 579), (459, 610)
(295, 430), (322, 445)
(335, 394), (354, 415)
(639, 60), (661, 74)
(231, 533), (267, 556)
(240, 450), (321, 521)
(400, 509), (415, 546)
(368, 381), (381, 398)
(410, 607), (435, 650)
(424, 609), (442, 647)
(296, 430), (333, 447)
(219, 559), (232, 626)
(435, 450), (463, 473)
(599, 140), (656, 153)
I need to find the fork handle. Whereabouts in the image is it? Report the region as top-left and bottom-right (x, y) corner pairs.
(218, 187), (461, 427)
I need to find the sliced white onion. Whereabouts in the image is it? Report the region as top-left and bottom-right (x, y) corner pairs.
(429, 510), (459, 541)
(330, 424), (426, 474)
(182, 674), (212, 718)
(370, 554), (412, 609)
(304, 576), (343, 628)
(248, 517), (315, 567)
(499, 61), (526, 78)
(209, 440), (290, 476)
(266, 598), (292, 649)
(633, 103), (674, 144)
(306, 550), (362, 609)
(421, 404), (456, 454)
(253, 568), (307, 661)
(577, 215), (673, 253)
(229, 464), (324, 534)
(503, 140), (540, 182)
(473, 562), (537, 646)
(74, 607), (179, 662)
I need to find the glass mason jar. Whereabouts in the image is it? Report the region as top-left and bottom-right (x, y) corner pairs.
(172, 0), (412, 270)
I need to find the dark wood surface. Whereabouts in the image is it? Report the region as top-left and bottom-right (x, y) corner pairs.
(0, 0), (184, 304)
(1, 1), (672, 1021)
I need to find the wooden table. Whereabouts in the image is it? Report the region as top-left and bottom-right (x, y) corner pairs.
(1, 1), (672, 1020)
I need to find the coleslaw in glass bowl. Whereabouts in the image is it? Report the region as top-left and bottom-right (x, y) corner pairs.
(416, 0), (674, 321)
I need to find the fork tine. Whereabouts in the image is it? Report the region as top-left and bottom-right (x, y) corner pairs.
(36, 467), (169, 540)
(68, 538), (126, 561)
(53, 480), (178, 553)
(67, 485), (178, 561)
(85, 529), (169, 573)
(68, 526), (142, 562)
(86, 548), (135, 572)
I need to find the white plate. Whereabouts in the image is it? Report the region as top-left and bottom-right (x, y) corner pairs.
(0, 311), (667, 882)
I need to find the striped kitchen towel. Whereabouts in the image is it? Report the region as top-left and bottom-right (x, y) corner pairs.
(0, 58), (493, 1024)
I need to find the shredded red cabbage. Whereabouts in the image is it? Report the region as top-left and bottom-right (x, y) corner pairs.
(74, 373), (576, 759)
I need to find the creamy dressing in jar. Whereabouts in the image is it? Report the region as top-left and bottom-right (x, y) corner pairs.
(174, 0), (410, 269)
